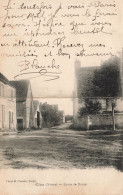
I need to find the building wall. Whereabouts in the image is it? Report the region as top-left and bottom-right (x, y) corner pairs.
(26, 83), (34, 128)
(63, 114), (65, 123)
(0, 81), (16, 131)
(16, 83), (34, 130)
(34, 108), (42, 128)
(73, 60), (81, 122)
(16, 101), (26, 129)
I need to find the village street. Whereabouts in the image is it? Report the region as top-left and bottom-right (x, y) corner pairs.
(0, 123), (122, 171)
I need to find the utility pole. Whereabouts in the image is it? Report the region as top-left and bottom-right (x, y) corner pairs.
(112, 99), (115, 131)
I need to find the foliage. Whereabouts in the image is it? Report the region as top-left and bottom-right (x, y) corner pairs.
(79, 57), (121, 118)
(92, 57), (121, 97)
(78, 99), (102, 116)
(40, 103), (63, 127)
(65, 115), (73, 122)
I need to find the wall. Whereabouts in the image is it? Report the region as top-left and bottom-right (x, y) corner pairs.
(73, 61), (81, 122)
(74, 113), (123, 130)
(26, 83), (34, 128)
(74, 116), (89, 129)
(0, 81), (16, 131)
(34, 105), (42, 128)
(89, 114), (113, 129)
(16, 101), (26, 129)
(115, 113), (123, 128)
(16, 83), (34, 130)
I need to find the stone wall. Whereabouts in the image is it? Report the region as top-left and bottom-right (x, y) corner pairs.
(73, 116), (89, 130)
(74, 113), (123, 130)
(115, 113), (123, 128)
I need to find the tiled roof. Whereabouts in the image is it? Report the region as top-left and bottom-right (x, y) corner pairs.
(10, 80), (30, 102)
(0, 72), (9, 84)
(0, 72), (16, 89)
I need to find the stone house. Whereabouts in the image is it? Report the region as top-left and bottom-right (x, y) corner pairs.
(73, 60), (123, 129)
(0, 73), (16, 131)
(33, 100), (42, 129)
(10, 80), (34, 130)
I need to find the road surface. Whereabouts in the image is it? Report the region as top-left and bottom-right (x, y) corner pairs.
(0, 124), (122, 171)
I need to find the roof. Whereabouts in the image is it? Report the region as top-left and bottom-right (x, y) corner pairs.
(10, 80), (30, 102)
(0, 72), (9, 84)
(0, 72), (15, 88)
(76, 66), (99, 99)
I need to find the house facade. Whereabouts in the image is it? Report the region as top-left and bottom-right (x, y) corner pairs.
(10, 80), (34, 130)
(0, 73), (16, 131)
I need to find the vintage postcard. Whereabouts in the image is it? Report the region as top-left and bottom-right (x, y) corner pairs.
(0, 0), (123, 194)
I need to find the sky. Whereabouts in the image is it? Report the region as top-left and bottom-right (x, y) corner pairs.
(34, 98), (73, 115)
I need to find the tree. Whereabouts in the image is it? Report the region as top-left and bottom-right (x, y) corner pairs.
(79, 99), (102, 116)
(92, 57), (122, 130)
(65, 115), (73, 122)
(40, 103), (63, 127)
(93, 57), (121, 97)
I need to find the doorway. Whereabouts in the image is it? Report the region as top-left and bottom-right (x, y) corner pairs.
(17, 119), (23, 130)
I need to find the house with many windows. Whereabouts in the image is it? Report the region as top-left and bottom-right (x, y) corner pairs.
(0, 73), (16, 131)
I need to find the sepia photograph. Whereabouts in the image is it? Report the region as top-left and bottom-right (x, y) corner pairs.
(0, 0), (123, 194)
(0, 56), (123, 171)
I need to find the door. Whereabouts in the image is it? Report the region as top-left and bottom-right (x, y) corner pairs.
(17, 119), (23, 130)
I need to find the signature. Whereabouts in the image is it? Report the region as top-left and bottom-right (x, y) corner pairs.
(14, 59), (62, 81)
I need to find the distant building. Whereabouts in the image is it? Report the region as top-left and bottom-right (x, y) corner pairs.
(10, 80), (34, 130)
(33, 100), (42, 129)
(0, 73), (16, 131)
